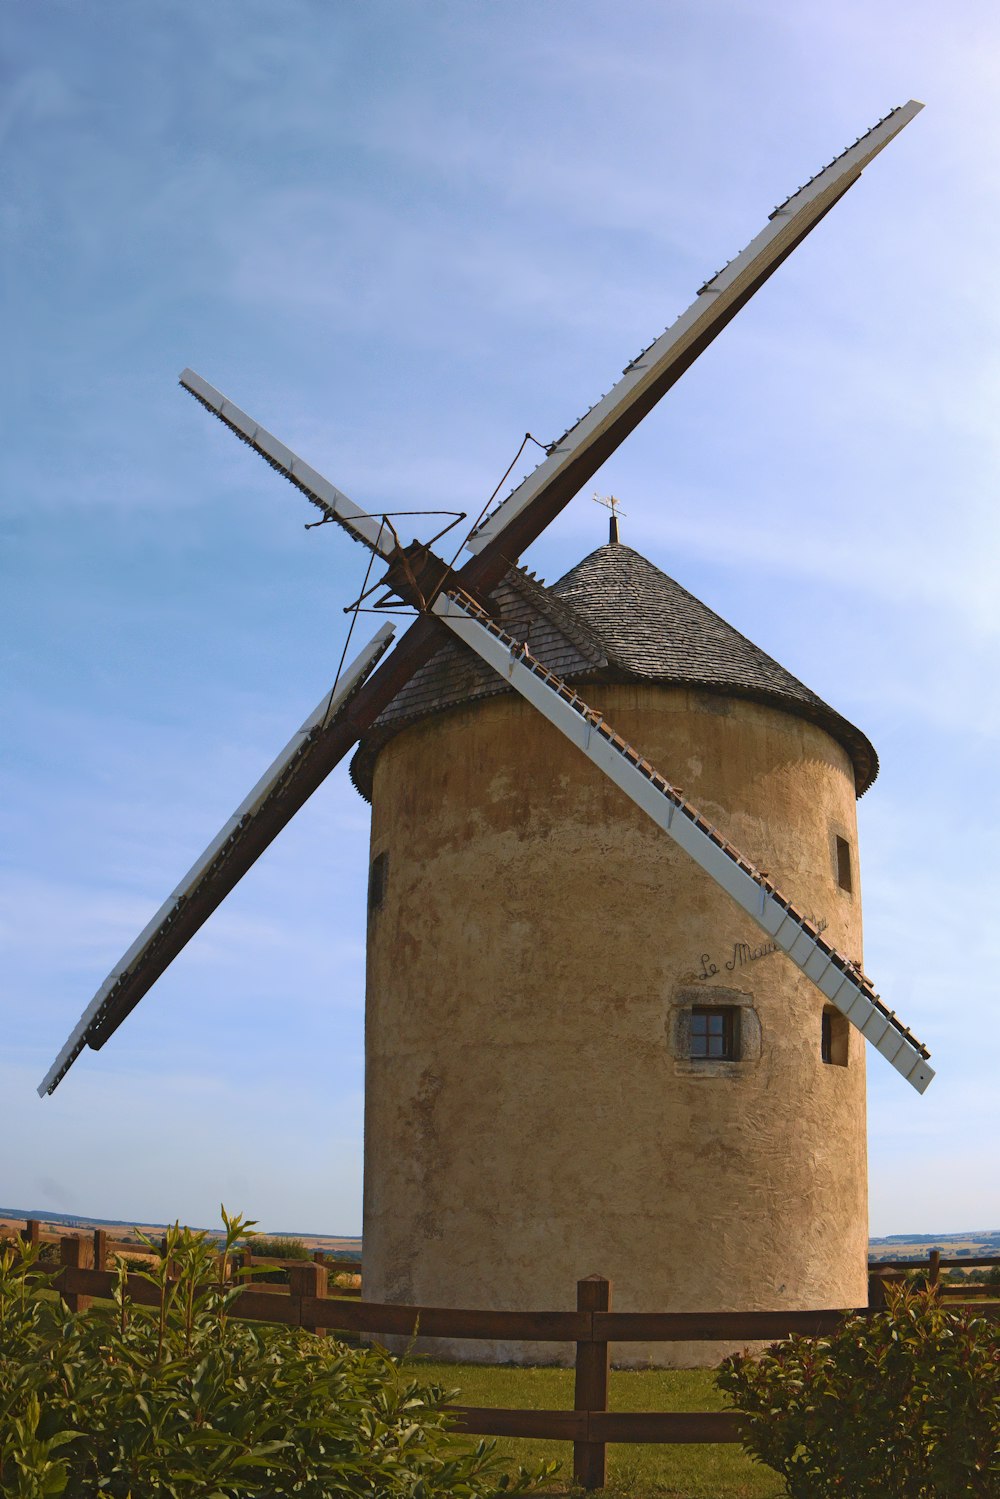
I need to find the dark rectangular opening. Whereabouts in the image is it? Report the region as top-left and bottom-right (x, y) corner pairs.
(836, 836), (853, 893)
(367, 851), (388, 916)
(822, 1008), (849, 1066)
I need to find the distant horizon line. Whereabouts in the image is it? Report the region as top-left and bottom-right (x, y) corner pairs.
(0, 1206), (361, 1240)
(2, 1205), (996, 1247)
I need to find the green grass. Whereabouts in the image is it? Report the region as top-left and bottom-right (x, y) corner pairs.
(403, 1360), (784, 1498)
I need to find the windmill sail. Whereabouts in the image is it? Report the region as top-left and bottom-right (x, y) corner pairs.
(182, 105), (923, 592)
(180, 370), (396, 558)
(466, 102), (923, 562)
(178, 108), (924, 609)
(434, 589), (934, 1093)
(38, 624), (395, 1095)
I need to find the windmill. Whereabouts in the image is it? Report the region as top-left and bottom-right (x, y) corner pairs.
(42, 102), (931, 1359)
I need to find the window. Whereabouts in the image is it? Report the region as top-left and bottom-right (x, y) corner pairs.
(836, 836), (853, 893)
(669, 991), (761, 1070)
(367, 851), (388, 916)
(690, 1006), (738, 1060)
(821, 1008), (849, 1066)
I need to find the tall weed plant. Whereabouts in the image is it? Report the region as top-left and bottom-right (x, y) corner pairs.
(716, 1282), (999, 1497)
(0, 1209), (554, 1498)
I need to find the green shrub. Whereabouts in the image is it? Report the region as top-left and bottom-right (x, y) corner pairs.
(248, 1236), (311, 1260)
(242, 1237), (312, 1286)
(0, 1209), (555, 1498)
(0, 1240), (60, 1267)
(328, 1267), (361, 1295)
(111, 1254), (160, 1276)
(716, 1283), (999, 1498)
(904, 1267), (935, 1292)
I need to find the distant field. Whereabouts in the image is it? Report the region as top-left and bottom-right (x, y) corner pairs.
(0, 1207), (361, 1256)
(868, 1230), (1000, 1261)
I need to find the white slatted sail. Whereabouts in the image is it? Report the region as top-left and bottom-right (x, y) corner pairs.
(38, 623), (396, 1096)
(179, 370), (395, 558)
(466, 102), (923, 556)
(433, 590), (934, 1093)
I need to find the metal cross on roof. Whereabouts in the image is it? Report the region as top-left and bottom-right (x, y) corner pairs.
(593, 492), (627, 543)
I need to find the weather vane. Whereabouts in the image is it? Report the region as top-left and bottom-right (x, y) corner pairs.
(593, 491), (626, 543)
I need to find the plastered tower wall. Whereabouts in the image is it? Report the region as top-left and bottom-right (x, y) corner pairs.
(363, 682), (868, 1366)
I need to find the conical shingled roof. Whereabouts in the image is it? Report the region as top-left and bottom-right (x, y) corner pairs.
(350, 541), (878, 799)
(550, 543), (877, 793)
(349, 568), (611, 799)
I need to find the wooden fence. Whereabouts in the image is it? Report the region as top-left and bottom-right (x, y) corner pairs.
(14, 1220), (361, 1291)
(867, 1246), (1000, 1295)
(9, 1223), (1000, 1491)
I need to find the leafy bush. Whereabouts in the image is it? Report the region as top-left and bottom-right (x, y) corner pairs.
(0, 1209), (555, 1498)
(243, 1237), (312, 1286)
(109, 1253), (160, 1276)
(716, 1283), (999, 1498)
(0, 1240), (59, 1268)
(328, 1269), (362, 1295)
(248, 1236), (311, 1261)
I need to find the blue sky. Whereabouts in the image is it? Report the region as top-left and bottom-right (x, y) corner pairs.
(3, 0), (998, 1239)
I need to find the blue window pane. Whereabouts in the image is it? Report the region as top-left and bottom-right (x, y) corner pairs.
(690, 1007), (736, 1061)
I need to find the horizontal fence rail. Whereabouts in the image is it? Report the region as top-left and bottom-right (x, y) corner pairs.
(447, 1406), (747, 1444)
(866, 1247), (1000, 1300)
(7, 1225), (999, 1491)
(869, 1248), (1000, 1274)
(12, 1221), (361, 1288)
(15, 1221), (996, 1288)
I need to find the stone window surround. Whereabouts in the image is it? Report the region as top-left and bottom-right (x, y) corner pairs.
(668, 986), (762, 1077)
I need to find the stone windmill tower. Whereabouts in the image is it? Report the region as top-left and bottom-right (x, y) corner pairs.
(41, 104), (933, 1368)
(353, 532), (878, 1364)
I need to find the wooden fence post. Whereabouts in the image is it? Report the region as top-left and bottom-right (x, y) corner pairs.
(573, 1276), (611, 1492)
(929, 1249), (941, 1288)
(236, 1249), (253, 1292)
(60, 1234), (94, 1313)
(22, 1219), (41, 1248)
(93, 1229), (108, 1271)
(289, 1261), (328, 1337)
